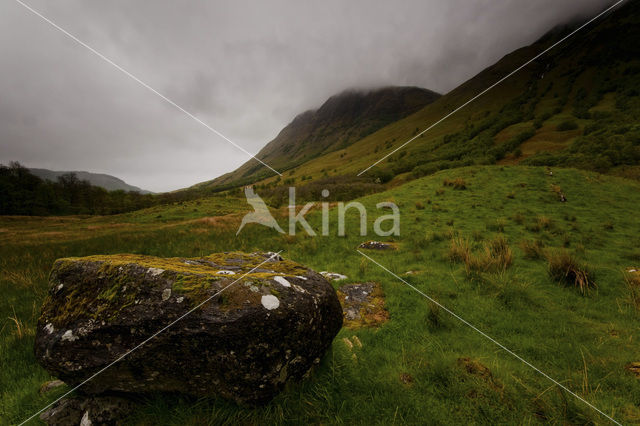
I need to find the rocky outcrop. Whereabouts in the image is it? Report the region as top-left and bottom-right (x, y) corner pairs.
(34, 252), (342, 406)
(337, 282), (389, 329)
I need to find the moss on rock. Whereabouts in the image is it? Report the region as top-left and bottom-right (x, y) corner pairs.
(34, 252), (343, 405)
(42, 252), (308, 327)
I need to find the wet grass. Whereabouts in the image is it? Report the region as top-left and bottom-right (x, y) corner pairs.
(2, 165), (640, 424)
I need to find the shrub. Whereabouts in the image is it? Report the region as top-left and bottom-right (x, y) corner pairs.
(547, 250), (595, 294)
(557, 120), (579, 131)
(369, 168), (394, 184)
(443, 178), (467, 190)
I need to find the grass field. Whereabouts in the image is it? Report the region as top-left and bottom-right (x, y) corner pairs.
(3, 165), (640, 424)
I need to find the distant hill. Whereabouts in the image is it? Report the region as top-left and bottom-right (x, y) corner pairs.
(184, 0), (640, 196)
(196, 86), (440, 189)
(29, 168), (152, 194)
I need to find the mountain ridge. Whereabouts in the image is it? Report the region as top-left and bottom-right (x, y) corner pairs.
(196, 86), (440, 188)
(29, 168), (152, 194)
(197, 0), (640, 195)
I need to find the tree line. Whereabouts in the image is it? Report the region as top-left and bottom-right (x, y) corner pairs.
(0, 162), (156, 216)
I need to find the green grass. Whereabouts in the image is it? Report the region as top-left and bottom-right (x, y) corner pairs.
(2, 165), (640, 424)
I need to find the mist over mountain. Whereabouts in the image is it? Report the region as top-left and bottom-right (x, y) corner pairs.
(196, 86), (440, 189)
(29, 168), (152, 194)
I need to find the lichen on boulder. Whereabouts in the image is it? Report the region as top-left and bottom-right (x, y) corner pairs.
(34, 252), (343, 405)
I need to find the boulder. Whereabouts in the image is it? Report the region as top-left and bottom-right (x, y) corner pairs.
(35, 252), (342, 405)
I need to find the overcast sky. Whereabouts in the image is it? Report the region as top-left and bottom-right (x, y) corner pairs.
(0, 0), (612, 192)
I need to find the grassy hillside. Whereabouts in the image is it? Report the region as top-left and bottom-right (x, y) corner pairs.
(188, 0), (640, 201)
(198, 86), (440, 190)
(3, 166), (640, 424)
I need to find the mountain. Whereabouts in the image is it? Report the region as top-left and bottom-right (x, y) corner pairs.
(189, 0), (640, 195)
(29, 168), (152, 194)
(196, 86), (440, 189)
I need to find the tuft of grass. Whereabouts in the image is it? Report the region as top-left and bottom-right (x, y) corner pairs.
(449, 235), (513, 273)
(415, 201), (425, 210)
(511, 212), (525, 225)
(520, 239), (545, 260)
(624, 271), (640, 310)
(472, 230), (484, 242)
(547, 250), (595, 295)
(426, 301), (448, 331)
(358, 257), (369, 276)
(487, 218), (507, 233)
(537, 215), (553, 230)
(448, 237), (470, 263)
(480, 235), (513, 271)
(7, 306), (31, 340)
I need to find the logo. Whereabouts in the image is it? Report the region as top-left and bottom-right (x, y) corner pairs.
(236, 186), (284, 235)
(237, 186), (400, 237)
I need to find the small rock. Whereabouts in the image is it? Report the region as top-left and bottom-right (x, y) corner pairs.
(39, 379), (65, 395)
(61, 330), (78, 342)
(263, 251), (284, 262)
(161, 288), (171, 301)
(147, 268), (164, 277)
(358, 241), (397, 250)
(320, 271), (348, 281)
(39, 395), (137, 426)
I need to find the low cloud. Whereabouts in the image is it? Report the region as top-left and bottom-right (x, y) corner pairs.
(0, 0), (611, 191)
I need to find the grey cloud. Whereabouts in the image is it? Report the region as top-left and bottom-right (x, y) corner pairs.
(0, 0), (612, 191)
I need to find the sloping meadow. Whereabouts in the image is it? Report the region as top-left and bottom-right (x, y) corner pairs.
(3, 165), (640, 424)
